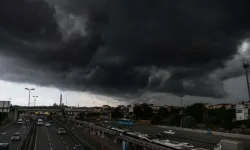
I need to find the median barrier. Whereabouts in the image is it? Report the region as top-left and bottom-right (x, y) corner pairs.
(53, 118), (95, 150)
(156, 125), (250, 140)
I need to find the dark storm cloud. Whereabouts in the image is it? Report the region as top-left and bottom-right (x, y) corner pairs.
(0, 0), (250, 98)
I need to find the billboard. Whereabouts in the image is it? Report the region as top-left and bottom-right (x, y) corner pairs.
(0, 101), (10, 113)
(236, 104), (249, 121)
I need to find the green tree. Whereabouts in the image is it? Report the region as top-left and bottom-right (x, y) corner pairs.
(186, 103), (206, 123)
(182, 116), (196, 128)
(169, 115), (181, 126)
(111, 107), (123, 119)
(134, 103), (153, 120)
(158, 107), (169, 118)
(151, 115), (161, 125)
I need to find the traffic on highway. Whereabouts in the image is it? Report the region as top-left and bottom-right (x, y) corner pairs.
(0, 114), (85, 150)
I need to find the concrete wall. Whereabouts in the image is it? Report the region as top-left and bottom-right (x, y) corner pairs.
(156, 125), (250, 140)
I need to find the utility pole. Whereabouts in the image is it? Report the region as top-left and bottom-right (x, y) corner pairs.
(33, 96), (38, 106)
(25, 88), (35, 107)
(180, 96), (183, 131)
(243, 60), (250, 101)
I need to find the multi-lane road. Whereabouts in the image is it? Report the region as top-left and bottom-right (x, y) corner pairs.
(0, 122), (83, 150)
(35, 122), (81, 150)
(131, 125), (250, 149)
(0, 124), (29, 150)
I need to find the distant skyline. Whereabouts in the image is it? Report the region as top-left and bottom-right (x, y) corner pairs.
(0, 80), (126, 107)
(0, 75), (248, 107)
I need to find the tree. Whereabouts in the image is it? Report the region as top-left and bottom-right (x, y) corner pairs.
(182, 116), (196, 128)
(169, 115), (180, 126)
(186, 103), (206, 123)
(134, 103), (153, 120)
(111, 107), (123, 119)
(158, 107), (169, 118)
(151, 115), (161, 125)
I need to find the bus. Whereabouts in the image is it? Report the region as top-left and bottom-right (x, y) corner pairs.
(117, 118), (133, 126)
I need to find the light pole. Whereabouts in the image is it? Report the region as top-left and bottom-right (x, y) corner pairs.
(25, 88), (35, 107)
(180, 96), (183, 131)
(33, 96), (38, 106)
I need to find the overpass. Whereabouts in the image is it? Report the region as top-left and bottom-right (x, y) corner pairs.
(14, 106), (113, 113)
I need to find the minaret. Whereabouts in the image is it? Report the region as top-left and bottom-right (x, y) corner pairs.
(60, 93), (62, 106)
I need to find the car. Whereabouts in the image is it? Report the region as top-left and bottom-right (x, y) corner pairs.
(140, 135), (158, 142)
(57, 128), (66, 135)
(164, 130), (175, 134)
(179, 142), (194, 148)
(45, 122), (51, 127)
(214, 144), (221, 150)
(11, 133), (21, 141)
(192, 148), (209, 150)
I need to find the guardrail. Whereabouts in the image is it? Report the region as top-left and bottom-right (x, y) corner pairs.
(156, 125), (250, 140)
(54, 118), (95, 150)
(17, 123), (36, 150)
(69, 118), (179, 150)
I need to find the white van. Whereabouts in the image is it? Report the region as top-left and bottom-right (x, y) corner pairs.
(17, 119), (23, 124)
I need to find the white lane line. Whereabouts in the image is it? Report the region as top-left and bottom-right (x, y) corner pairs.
(61, 137), (63, 140)
(50, 147), (53, 150)
(34, 128), (38, 150)
(62, 141), (66, 145)
(49, 142), (51, 146)
(66, 146), (69, 150)
(1, 132), (7, 135)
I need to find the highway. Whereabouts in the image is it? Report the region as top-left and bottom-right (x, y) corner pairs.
(131, 125), (250, 149)
(0, 124), (29, 150)
(35, 122), (82, 150)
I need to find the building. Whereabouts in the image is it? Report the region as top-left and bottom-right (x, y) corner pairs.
(236, 104), (249, 121)
(206, 104), (234, 110)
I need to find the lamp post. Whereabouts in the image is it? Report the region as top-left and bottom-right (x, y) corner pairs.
(25, 88), (35, 107)
(33, 96), (38, 106)
(180, 96), (183, 131)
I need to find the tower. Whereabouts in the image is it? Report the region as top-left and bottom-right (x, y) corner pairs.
(60, 93), (62, 106)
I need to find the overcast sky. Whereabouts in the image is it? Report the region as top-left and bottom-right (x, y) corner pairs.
(0, 0), (250, 106)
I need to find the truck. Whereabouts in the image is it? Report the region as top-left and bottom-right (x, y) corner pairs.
(214, 140), (244, 150)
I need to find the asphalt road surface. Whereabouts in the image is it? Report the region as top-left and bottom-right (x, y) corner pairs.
(131, 125), (250, 150)
(0, 124), (29, 150)
(35, 122), (82, 150)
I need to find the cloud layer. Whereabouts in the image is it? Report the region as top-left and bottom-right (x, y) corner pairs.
(0, 0), (250, 98)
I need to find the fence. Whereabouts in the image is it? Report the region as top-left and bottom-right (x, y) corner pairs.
(55, 117), (117, 150)
(156, 125), (250, 140)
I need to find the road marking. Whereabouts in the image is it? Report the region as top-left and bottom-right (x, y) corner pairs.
(49, 142), (51, 146)
(61, 137), (63, 140)
(1, 132), (7, 135)
(50, 148), (53, 150)
(34, 128), (38, 150)
(66, 146), (69, 150)
(62, 141), (65, 145)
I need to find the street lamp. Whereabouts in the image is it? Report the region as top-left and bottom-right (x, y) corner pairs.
(25, 88), (35, 107)
(180, 96), (183, 131)
(33, 96), (38, 106)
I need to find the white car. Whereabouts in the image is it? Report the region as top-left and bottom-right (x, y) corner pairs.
(11, 133), (21, 141)
(138, 133), (148, 138)
(179, 142), (194, 148)
(164, 130), (175, 134)
(214, 144), (221, 150)
(45, 122), (51, 127)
